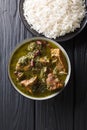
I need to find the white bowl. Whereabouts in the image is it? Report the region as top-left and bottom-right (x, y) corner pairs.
(8, 37), (71, 100)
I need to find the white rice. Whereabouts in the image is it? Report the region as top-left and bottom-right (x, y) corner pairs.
(23, 0), (85, 39)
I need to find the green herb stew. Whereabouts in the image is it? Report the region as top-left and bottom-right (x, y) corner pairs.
(10, 40), (68, 98)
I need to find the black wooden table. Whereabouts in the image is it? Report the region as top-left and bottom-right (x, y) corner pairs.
(0, 0), (87, 130)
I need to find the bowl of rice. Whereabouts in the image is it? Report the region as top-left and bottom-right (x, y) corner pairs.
(19, 0), (87, 42)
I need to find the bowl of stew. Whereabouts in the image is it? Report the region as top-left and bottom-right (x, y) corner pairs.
(8, 37), (71, 100)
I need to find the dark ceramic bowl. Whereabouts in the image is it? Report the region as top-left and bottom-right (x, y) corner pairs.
(19, 0), (87, 42)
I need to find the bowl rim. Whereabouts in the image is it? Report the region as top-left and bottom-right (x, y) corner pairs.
(8, 37), (71, 100)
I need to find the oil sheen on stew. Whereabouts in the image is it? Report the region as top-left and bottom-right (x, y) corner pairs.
(10, 40), (68, 98)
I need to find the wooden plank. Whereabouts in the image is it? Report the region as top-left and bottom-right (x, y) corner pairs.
(74, 25), (87, 130)
(0, 0), (34, 130)
(35, 41), (74, 130)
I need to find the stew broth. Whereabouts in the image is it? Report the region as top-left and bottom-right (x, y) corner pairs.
(10, 40), (68, 98)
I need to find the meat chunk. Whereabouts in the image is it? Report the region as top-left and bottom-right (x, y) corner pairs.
(20, 76), (37, 87)
(46, 73), (63, 91)
(26, 87), (32, 93)
(39, 56), (49, 64)
(36, 40), (42, 45)
(20, 76), (37, 93)
(36, 40), (47, 45)
(58, 50), (66, 71)
(56, 62), (65, 72)
(51, 49), (67, 72)
(51, 48), (60, 57)
(23, 65), (30, 71)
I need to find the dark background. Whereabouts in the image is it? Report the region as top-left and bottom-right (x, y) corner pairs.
(0, 0), (87, 130)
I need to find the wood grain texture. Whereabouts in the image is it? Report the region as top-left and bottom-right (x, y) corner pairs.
(74, 25), (87, 130)
(0, 0), (87, 130)
(35, 41), (74, 130)
(0, 0), (34, 130)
